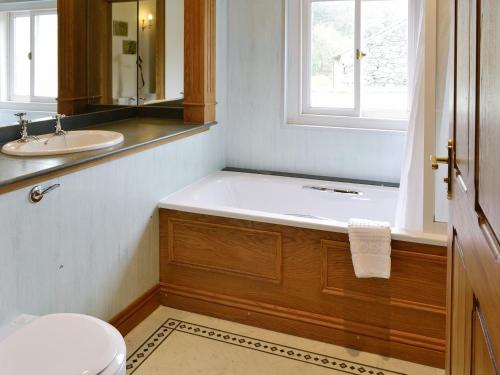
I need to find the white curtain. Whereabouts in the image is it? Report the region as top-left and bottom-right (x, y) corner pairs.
(395, 0), (425, 231)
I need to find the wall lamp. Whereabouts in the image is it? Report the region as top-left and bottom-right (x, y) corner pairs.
(141, 14), (153, 31)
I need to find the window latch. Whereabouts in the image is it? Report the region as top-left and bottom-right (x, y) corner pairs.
(356, 49), (367, 60)
(28, 52), (32, 60)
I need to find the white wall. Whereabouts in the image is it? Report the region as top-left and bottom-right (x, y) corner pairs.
(0, 0), (227, 326)
(225, 0), (406, 184)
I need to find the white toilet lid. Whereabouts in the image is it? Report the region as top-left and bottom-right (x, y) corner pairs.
(0, 313), (122, 375)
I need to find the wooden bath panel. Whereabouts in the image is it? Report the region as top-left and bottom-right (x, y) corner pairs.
(166, 217), (282, 283)
(321, 240), (447, 314)
(159, 209), (447, 368)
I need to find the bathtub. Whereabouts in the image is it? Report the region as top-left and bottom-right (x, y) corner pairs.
(159, 170), (447, 246)
(158, 170), (448, 367)
(0, 109), (55, 127)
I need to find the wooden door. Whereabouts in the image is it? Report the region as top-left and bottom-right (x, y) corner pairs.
(446, 0), (500, 373)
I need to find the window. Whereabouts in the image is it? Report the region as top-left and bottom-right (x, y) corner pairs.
(287, 0), (410, 130)
(8, 10), (57, 103)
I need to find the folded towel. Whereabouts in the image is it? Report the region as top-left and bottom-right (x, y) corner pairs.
(347, 218), (392, 279)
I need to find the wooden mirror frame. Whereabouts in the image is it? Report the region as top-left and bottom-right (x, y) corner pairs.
(57, 0), (216, 124)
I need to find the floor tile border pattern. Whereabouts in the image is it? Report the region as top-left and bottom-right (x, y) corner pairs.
(126, 320), (179, 373)
(126, 318), (408, 375)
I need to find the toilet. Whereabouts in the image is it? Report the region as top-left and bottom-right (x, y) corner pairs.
(0, 313), (126, 375)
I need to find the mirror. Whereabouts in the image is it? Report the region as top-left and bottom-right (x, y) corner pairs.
(0, 0), (58, 127)
(139, 0), (184, 105)
(87, 0), (184, 110)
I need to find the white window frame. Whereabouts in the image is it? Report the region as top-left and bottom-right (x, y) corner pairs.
(286, 0), (410, 131)
(7, 9), (57, 104)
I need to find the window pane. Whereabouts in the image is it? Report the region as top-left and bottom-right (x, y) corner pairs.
(310, 1), (355, 109)
(34, 13), (58, 98)
(12, 15), (30, 97)
(361, 0), (408, 118)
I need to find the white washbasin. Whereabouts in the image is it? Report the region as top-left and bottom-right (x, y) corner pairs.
(1, 130), (124, 156)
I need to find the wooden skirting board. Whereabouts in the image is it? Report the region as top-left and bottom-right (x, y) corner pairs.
(109, 284), (161, 336)
(159, 209), (447, 368)
(160, 283), (445, 367)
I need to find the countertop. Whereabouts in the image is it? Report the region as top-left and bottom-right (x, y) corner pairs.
(0, 117), (213, 191)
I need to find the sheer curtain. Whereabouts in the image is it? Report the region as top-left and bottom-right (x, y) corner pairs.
(395, 0), (425, 231)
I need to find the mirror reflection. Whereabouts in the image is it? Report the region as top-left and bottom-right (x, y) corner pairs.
(113, 1), (139, 105)
(139, 0), (184, 105)
(0, 0), (58, 127)
(87, 0), (184, 110)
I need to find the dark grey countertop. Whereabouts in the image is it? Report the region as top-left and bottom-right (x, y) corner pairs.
(0, 117), (213, 189)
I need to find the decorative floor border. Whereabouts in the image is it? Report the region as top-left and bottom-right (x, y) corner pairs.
(126, 318), (407, 375)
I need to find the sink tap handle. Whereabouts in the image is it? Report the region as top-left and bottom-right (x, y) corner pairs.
(53, 114), (67, 135)
(15, 114), (32, 142)
(14, 112), (27, 122)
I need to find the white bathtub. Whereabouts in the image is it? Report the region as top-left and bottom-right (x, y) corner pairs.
(159, 171), (447, 246)
(0, 109), (55, 127)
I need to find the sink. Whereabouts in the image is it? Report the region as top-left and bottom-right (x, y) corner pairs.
(1, 130), (124, 156)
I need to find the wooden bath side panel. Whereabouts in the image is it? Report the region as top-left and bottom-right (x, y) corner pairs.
(166, 217), (282, 283)
(159, 209), (447, 368)
(321, 240), (446, 314)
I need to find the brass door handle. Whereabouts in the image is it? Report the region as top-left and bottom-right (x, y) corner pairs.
(430, 155), (449, 170)
(431, 139), (453, 199)
(356, 49), (367, 60)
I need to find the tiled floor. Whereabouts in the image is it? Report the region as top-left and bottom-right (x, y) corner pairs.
(125, 307), (445, 375)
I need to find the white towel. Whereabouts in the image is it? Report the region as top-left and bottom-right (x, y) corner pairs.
(347, 218), (392, 279)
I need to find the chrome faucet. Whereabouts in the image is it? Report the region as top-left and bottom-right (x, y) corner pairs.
(44, 114), (67, 145)
(129, 97), (146, 105)
(54, 114), (66, 136)
(15, 112), (39, 143)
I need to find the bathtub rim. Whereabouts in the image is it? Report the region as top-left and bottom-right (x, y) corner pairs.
(159, 174), (447, 247)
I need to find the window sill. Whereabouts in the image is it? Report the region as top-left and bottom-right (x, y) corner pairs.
(286, 113), (408, 132)
(0, 101), (57, 112)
